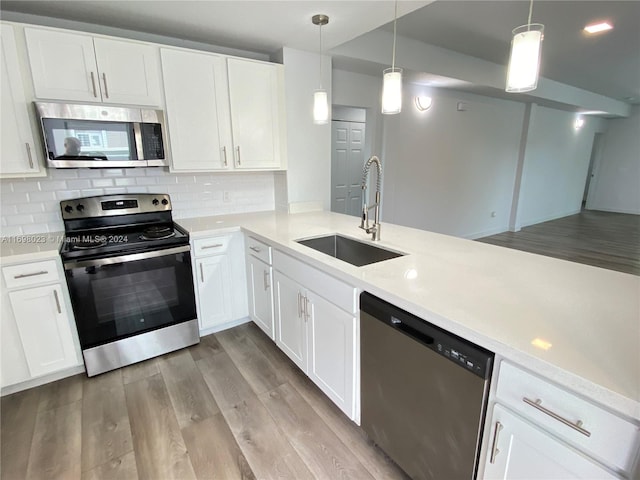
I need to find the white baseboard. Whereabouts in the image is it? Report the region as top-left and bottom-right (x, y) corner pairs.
(520, 208), (582, 228)
(462, 225), (511, 240)
(199, 316), (250, 337)
(1, 365), (86, 397)
(586, 206), (640, 215)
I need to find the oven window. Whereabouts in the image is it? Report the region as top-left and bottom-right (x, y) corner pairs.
(42, 118), (137, 161)
(65, 251), (196, 349)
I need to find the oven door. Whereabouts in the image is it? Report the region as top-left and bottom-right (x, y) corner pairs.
(63, 245), (196, 350)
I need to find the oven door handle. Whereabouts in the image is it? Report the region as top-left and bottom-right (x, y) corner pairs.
(63, 245), (191, 270)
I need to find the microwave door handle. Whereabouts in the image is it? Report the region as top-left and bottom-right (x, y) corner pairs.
(133, 123), (145, 160)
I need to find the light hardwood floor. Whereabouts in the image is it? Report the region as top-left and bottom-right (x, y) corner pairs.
(477, 209), (640, 276)
(1, 322), (408, 480)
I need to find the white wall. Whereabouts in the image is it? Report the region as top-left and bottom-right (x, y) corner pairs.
(332, 69), (384, 165)
(0, 169), (275, 235)
(587, 106), (640, 214)
(276, 47), (331, 212)
(515, 105), (603, 227)
(382, 85), (525, 238)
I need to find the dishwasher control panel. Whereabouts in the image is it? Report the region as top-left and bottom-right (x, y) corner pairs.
(364, 292), (494, 379)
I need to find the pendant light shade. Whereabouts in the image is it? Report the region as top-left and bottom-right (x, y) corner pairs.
(312, 14), (329, 125)
(313, 89), (329, 125)
(506, 24), (544, 92)
(506, 0), (544, 93)
(382, 68), (403, 114)
(382, 0), (402, 114)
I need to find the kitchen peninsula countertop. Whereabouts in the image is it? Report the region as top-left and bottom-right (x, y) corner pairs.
(2, 211), (638, 421)
(179, 210), (640, 422)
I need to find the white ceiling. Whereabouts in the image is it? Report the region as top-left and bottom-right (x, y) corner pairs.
(381, 0), (640, 103)
(2, 0), (638, 103)
(0, 0), (431, 53)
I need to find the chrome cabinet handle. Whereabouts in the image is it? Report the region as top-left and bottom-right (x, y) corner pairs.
(297, 292), (302, 318)
(523, 397), (591, 437)
(303, 296), (310, 322)
(201, 244), (223, 249)
(53, 289), (62, 314)
(90, 71), (98, 97)
(489, 421), (502, 464)
(222, 146), (228, 167)
(236, 146), (241, 166)
(14, 270), (48, 279)
(102, 73), (109, 98)
(200, 263), (204, 282)
(25, 143), (34, 169)
(263, 270), (270, 290)
(249, 246), (261, 253)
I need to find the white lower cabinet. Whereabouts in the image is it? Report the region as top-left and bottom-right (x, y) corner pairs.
(195, 255), (232, 330)
(306, 290), (356, 416)
(192, 232), (248, 334)
(273, 270), (307, 371)
(272, 249), (358, 419)
(1, 258), (81, 389)
(246, 254), (274, 338)
(484, 404), (618, 479)
(480, 361), (639, 480)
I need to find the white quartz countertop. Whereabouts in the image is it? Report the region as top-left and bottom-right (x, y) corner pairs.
(178, 211), (640, 421)
(2, 212), (638, 420)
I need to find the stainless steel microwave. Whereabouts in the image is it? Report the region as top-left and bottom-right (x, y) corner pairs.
(35, 102), (168, 168)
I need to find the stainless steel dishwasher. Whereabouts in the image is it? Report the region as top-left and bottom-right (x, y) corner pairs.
(360, 292), (494, 480)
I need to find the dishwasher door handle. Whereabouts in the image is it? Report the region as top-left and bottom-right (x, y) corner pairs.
(389, 316), (434, 346)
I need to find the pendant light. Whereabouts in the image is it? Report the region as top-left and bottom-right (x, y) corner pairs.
(382, 0), (402, 114)
(312, 14), (329, 125)
(506, 0), (544, 92)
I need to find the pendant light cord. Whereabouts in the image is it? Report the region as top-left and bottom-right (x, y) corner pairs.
(527, 0), (534, 30)
(391, 0), (398, 69)
(319, 21), (323, 89)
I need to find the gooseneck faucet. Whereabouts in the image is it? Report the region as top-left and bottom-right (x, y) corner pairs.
(359, 155), (382, 241)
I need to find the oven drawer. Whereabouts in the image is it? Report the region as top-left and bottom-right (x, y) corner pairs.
(193, 235), (231, 257)
(246, 236), (272, 264)
(496, 361), (639, 474)
(3, 260), (59, 289)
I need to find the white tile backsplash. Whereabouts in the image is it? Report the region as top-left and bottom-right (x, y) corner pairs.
(0, 168), (275, 235)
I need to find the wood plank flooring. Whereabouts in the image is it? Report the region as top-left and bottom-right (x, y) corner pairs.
(1, 322), (408, 480)
(477, 209), (640, 276)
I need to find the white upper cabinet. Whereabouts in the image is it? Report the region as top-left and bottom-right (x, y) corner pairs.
(161, 48), (231, 171)
(0, 24), (42, 177)
(162, 50), (286, 172)
(227, 57), (284, 169)
(25, 27), (161, 106)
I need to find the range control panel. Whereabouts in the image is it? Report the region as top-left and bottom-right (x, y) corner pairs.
(60, 194), (172, 220)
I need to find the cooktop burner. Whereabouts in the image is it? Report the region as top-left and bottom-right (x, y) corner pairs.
(140, 226), (176, 240)
(69, 236), (108, 250)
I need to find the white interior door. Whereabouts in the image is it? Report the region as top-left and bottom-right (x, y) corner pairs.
(331, 120), (366, 217)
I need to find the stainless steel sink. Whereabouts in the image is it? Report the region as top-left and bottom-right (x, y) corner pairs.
(296, 234), (405, 267)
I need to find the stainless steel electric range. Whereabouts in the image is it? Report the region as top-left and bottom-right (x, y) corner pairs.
(59, 193), (198, 376)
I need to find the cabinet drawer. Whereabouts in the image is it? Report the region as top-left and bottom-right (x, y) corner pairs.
(273, 250), (357, 314)
(246, 236), (272, 264)
(496, 361), (639, 475)
(2, 260), (59, 289)
(193, 235), (230, 257)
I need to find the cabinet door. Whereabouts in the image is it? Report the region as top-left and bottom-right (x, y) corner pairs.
(196, 255), (232, 330)
(25, 28), (100, 102)
(273, 271), (306, 371)
(483, 404), (618, 480)
(1, 24), (41, 176)
(93, 37), (161, 106)
(306, 291), (356, 418)
(247, 255), (274, 338)
(227, 58), (282, 169)
(9, 284), (78, 377)
(161, 49), (231, 171)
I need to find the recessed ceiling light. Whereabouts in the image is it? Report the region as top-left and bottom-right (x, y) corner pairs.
(584, 22), (613, 34)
